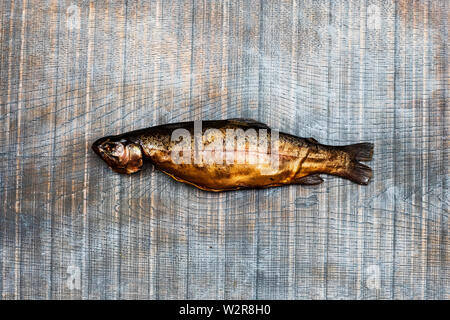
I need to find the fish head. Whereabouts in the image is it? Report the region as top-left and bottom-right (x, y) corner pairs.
(92, 136), (143, 174)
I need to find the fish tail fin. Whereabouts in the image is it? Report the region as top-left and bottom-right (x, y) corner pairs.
(342, 161), (373, 185)
(343, 142), (374, 161)
(339, 142), (373, 185)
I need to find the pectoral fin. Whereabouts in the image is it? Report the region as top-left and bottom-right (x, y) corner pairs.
(294, 174), (324, 185)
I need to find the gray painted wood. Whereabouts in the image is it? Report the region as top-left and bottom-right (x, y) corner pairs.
(0, 0), (448, 299)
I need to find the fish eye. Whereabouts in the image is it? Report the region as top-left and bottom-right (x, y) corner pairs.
(100, 141), (125, 163)
(101, 142), (113, 152)
(102, 142), (122, 153)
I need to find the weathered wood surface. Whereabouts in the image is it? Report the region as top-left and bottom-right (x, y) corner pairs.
(0, 0), (448, 299)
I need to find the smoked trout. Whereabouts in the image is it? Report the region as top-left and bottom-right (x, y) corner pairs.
(92, 119), (374, 191)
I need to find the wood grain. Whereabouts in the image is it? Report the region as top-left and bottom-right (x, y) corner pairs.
(0, 0), (448, 299)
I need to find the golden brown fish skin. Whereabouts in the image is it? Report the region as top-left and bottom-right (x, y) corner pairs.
(92, 119), (373, 191)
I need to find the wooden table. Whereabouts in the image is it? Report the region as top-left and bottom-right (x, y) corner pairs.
(1, 0), (448, 299)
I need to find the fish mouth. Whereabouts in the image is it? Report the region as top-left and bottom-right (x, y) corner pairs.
(91, 143), (101, 156)
(92, 138), (115, 169)
(92, 140), (119, 170)
(92, 137), (108, 157)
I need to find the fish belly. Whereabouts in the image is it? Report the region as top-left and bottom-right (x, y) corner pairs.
(150, 151), (303, 191)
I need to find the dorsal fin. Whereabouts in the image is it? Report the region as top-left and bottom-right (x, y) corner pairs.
(227, 118), (270, 129)
(306, 137), (319, 144)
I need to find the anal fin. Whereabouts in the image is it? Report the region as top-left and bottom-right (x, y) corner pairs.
(294, 174), (324, 185)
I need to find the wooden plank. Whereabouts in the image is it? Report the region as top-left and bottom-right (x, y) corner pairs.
(0, 0), (448, 300)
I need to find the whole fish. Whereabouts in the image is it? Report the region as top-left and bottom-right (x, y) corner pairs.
(92, 119), (373, 191)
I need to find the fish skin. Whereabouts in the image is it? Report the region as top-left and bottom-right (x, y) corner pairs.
(92, 119), (373, 191)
